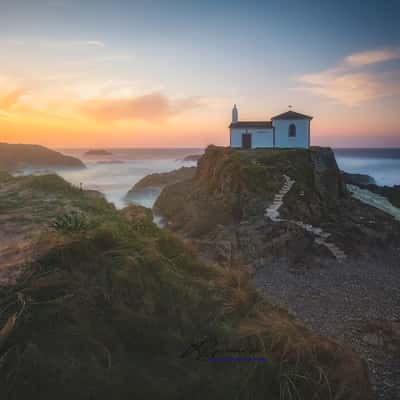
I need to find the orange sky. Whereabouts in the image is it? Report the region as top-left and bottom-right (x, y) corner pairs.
(1, 1), (399, 148)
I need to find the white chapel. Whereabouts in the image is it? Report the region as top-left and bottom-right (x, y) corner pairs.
(229, 105), (313, 149)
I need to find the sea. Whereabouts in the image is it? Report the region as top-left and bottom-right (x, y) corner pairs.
(54, 147), (400, 209)
(58, 148), (202, 209)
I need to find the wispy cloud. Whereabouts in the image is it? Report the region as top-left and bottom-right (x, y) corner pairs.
(41, 39), (105, 48)
(65, 54), (133, 67)
(345, 48), (400, 67)
(81, 92), (204, 123)
(2, 38), (105, 48)
(0, 88), (29, 110)
(296, 47), (400, 105)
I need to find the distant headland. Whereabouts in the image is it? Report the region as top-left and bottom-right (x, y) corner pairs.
(0, 143), (86, 172)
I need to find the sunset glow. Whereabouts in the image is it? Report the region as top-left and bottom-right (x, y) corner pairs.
(0, 0), (399, 148)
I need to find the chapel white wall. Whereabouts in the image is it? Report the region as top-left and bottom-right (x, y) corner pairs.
(230, 128), (274, 148)
(272, 119), (310, 148)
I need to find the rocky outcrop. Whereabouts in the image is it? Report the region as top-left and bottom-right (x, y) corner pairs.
(341, 171), (376, 186)
(182, 154), (202, 162)
(125, 166), (196, 203)
(155, 145), (400, 399)
(155, 145), (347, 235)
(0, 143), (85, 172)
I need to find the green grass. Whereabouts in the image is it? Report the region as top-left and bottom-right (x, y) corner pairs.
(0, 173), (372, 400)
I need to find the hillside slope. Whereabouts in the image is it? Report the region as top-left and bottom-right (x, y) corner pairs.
(0, 143), (85, 172)
(0, 172), (372, 400)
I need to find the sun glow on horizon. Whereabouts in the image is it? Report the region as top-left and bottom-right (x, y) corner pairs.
(0, 1), (399, 148)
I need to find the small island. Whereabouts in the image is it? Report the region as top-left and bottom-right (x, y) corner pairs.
(84, 149), (112, 156)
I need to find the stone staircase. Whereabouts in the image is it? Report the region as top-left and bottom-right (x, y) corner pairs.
(265, 175), (295, 222)
(264, 175), (347, 262)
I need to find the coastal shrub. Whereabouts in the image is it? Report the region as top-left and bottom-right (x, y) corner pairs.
(50, 211), (90, 233)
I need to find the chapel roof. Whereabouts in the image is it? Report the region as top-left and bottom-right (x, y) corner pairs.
(271, 110), (313, 120)
(229, 121), (273, 129)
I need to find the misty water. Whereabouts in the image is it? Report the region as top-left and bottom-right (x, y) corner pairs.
(57, 148), (201, 209)
(334, 148), (400, 187)
(32, 147), (400, 210)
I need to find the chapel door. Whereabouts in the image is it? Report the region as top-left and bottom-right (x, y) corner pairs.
(242, 133), (252, 149)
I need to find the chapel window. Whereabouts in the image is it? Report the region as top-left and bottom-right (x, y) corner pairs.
(288, 123), (296, 137)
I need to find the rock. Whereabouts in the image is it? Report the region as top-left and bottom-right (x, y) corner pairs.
(125, 166), (196, 202)
(182, 154), (202, 162)
(155, 144), (400, 281)
(341, 171), (376, 186)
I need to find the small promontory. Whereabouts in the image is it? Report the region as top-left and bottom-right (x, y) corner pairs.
(0, 143), (85, 172)
(155, 145), (347, 235)
(125, 166), (196, 202)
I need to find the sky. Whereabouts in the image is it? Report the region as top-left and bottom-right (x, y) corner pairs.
(0, 0), (399, 148)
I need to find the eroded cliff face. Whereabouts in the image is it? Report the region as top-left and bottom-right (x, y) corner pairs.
(155, 145), (399, 268)
(155, 145), (347, 236)
(125, 166), (196, 203)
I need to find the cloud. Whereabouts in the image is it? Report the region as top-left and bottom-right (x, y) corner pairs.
(42, 39), (105, 48)
(81, 92), (204, 123)
(1, 38), (105, 48)
(296, 47), (400, 105)
(0, 88), (29, 110)
(345, 48), (400, 67)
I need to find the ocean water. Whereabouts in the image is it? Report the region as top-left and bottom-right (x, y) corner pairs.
(35, 147), (400, 210)
(57, 148), (202, 209)
(333, 148), (400, 187)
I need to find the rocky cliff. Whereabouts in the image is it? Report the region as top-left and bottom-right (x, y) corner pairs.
(155, 145), (400, 399)
(155, 145), (347, 235)
(0, 143), (85, 172)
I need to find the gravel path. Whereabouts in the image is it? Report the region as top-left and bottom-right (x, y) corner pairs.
(253, 256), (400, 400)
